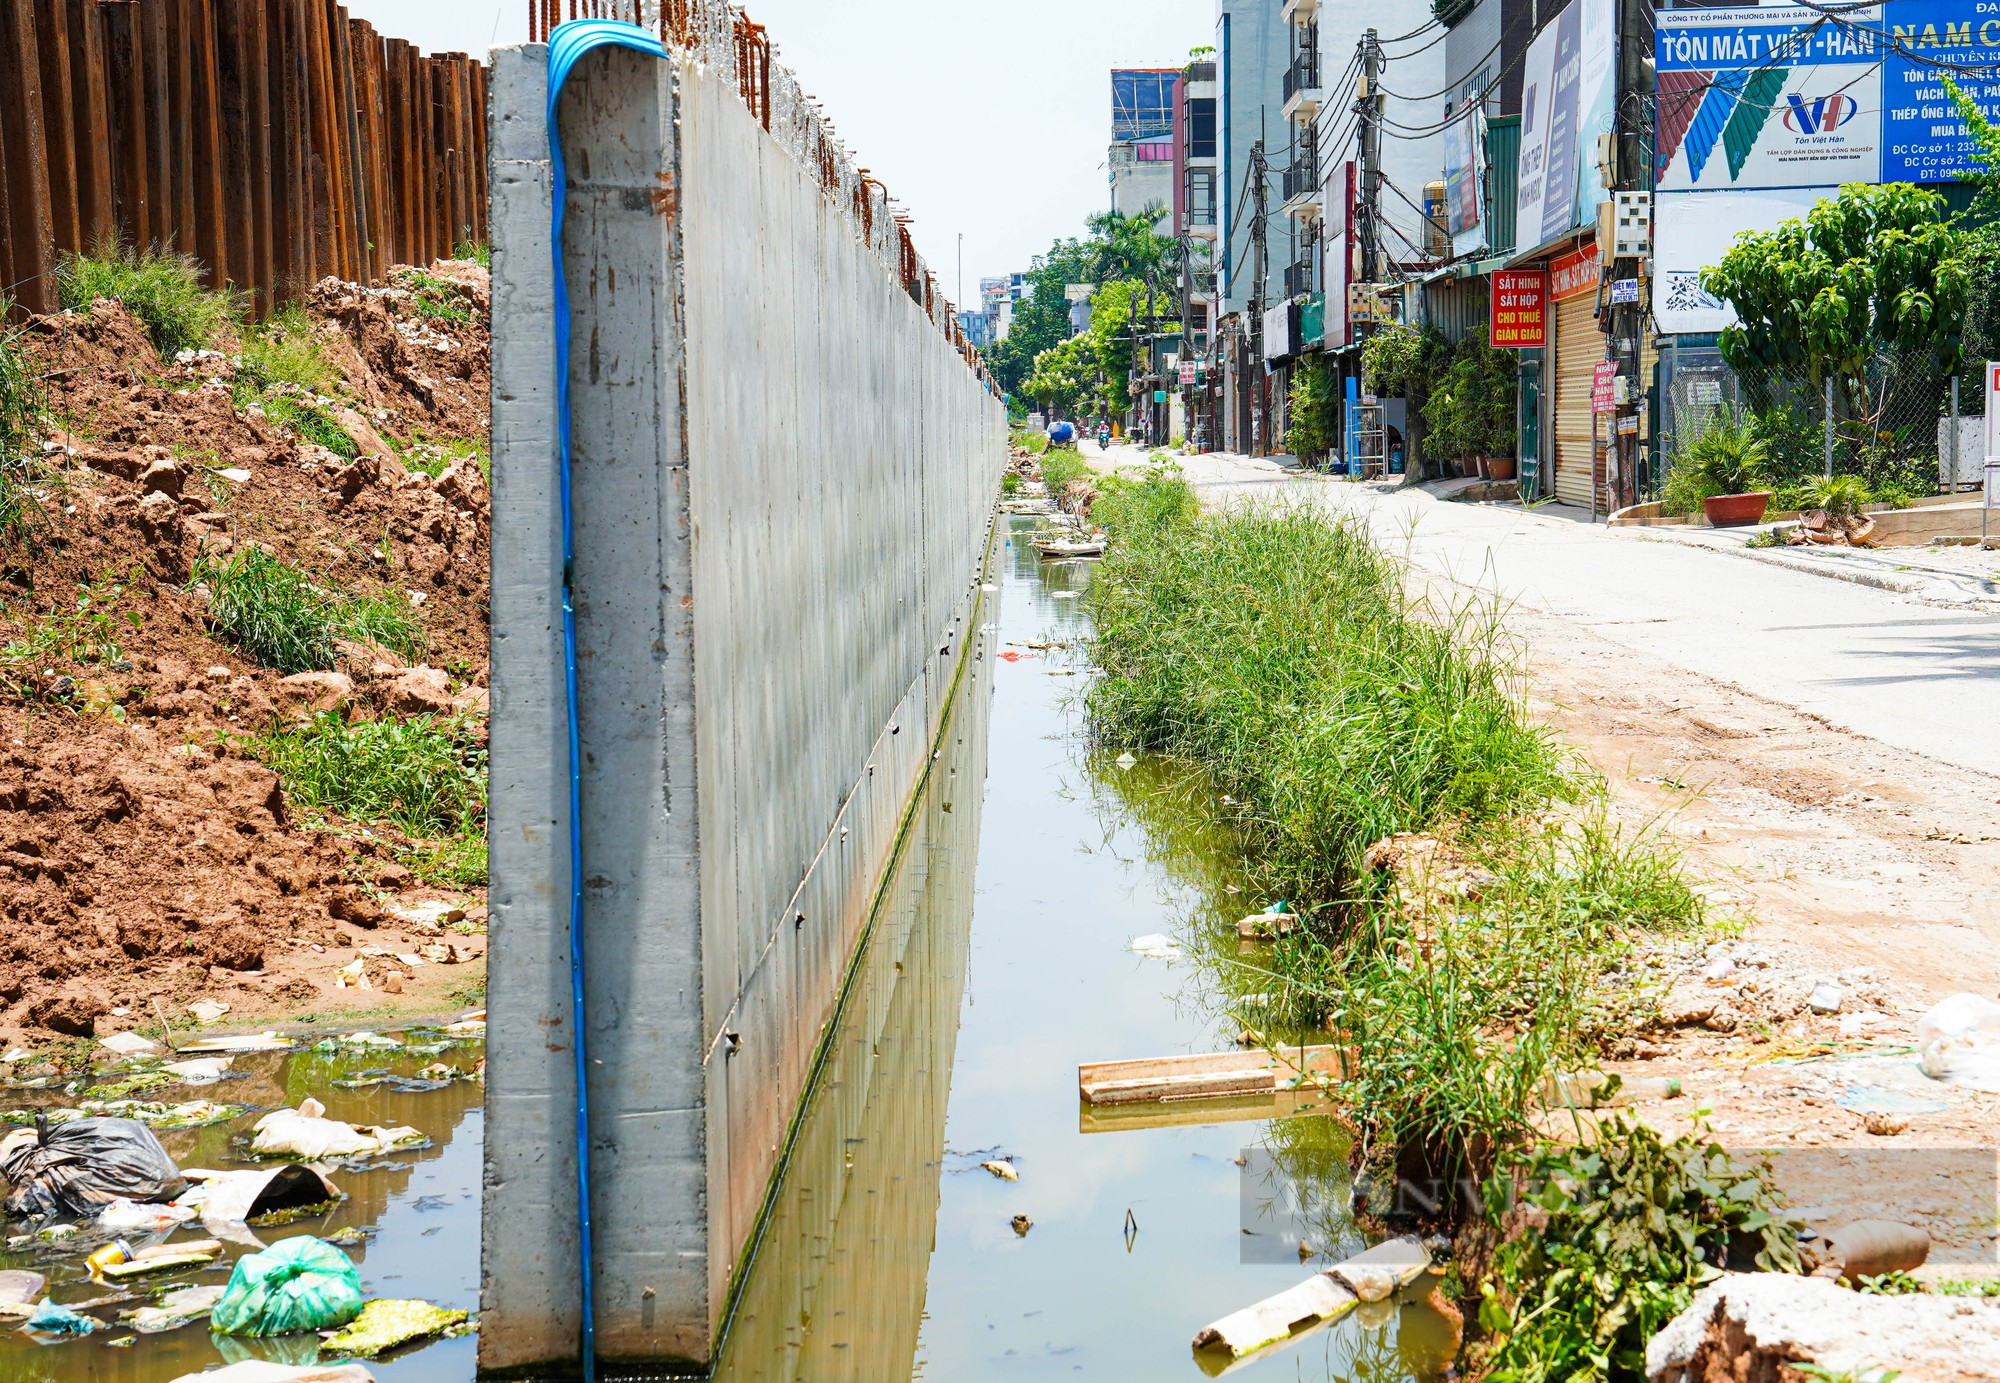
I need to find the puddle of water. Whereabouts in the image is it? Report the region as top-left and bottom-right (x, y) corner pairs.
(0, 1032), (484, 1381)
(714, 519), (1454, 1383)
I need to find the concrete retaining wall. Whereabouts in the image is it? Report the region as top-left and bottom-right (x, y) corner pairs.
(483, 40), (1004, 1375)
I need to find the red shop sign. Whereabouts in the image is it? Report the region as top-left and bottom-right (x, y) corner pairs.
(1490, 270), (1547, 349)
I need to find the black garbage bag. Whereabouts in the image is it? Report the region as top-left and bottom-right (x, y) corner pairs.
(0, 1115), (185, 1218)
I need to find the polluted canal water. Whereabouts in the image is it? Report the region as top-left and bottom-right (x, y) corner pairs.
(0, 514), (1448, 1383)
(711, 515), (1455, 1383)
(0, 1030), (484, 1381)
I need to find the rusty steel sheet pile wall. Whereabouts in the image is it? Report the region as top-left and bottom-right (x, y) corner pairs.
(0, 0), (487, 318)
(483, 16), (1004, 1377)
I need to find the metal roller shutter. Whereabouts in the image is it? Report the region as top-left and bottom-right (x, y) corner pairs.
(1552, 290), (1601, 510)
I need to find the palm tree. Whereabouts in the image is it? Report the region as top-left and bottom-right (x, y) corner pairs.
(1085, 207), (1181, 284)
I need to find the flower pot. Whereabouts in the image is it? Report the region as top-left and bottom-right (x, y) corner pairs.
(1702, 491), (1772, 527)
(1458, 457), (1481, 479)
(1484, 455), (1517, 481)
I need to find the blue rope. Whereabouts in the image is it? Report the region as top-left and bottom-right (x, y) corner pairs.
(544, 20), (670, 1380)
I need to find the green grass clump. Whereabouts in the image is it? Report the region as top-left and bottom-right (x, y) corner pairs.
(394, 431), (486, 479)
(399, 268), (472, 324)
(451, 239), (491, 269)
(1086, 487), (1573, 895)
(195, 547), (425, 674)
(0, 309), (35, 457)
(56, 245), (239, 359)
(250, 711), (484, 839)
(1316, 811), (1702, 1167)
(0, 310), (42, 541)
(256, 393), (360, 460)
(235, 305), (329, 394)
(400, 830), (488, 889)
(229, 306), (358, 459)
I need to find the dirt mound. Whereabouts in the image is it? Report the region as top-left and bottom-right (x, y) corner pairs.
(0, 263), (493, 1043)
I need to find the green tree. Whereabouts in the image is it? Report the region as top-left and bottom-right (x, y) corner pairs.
(988, 212), (1183, 398)
(1700, 183), (1971, 410)
(1084, 207), (1180, 285)
(1021, 279), (1166, 418)
(986, 238), (1095, 397)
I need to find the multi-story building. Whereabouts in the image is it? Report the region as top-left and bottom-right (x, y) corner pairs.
(1214, 0), (1290, 454)
(1174, 57), (1220, 447)
(1108, 69), (1180, 227)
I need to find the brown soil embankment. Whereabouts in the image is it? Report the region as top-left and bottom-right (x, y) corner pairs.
(0, 264), (494, 1049)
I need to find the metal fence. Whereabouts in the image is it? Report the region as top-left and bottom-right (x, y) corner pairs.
(1655, 340), (1984, 500)
(0, 0), (488, 320)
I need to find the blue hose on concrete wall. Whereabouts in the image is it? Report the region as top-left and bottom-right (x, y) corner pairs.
(545, 20), (669, 1380)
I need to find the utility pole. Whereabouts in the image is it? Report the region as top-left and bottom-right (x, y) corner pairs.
(1248, 139), (1269, 455)
(1357, 30), (1383, 287)
(1608, 0), (1654, 510)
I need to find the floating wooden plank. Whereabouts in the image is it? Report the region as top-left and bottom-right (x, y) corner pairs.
(1079, 1085), (1333, 1135)
(1191, 1235), (1430, 1367)
(1078, 1045), (1342, 1106)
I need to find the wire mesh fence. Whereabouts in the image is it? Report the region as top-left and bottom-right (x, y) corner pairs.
(1655, 341), (1986, 504)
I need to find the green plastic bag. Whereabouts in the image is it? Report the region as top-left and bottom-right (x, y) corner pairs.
(211, 1236), (364, 1337)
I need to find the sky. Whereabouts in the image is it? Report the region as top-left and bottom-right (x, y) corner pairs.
(339, 0), (1214, 307)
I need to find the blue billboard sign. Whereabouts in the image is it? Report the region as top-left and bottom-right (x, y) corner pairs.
(1659, 2), (2000, 190)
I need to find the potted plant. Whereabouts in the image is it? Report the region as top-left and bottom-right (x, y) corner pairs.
(1663, 408), (1772, 526)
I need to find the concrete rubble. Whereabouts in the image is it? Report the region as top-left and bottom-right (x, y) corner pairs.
(1647, 1273), (2000, 1383)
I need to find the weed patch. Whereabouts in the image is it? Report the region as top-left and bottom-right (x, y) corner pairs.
(0, 309), (44, 541)
(234, 305), (330, 395)
(397, 268), (473, 324)
(393, 430), (486, 480)
(195, 547), (426, 674)
(248, 711), (485, 839)
(0, 576), (143, 701)
(1086, 490), (1572, 896)
(1473, 1118), (1802, 1380)
(1079, 477), (1757, 1376)
(57, 245), (239, 359)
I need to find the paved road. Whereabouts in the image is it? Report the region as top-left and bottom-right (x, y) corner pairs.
(1087, 444), (2000, 780)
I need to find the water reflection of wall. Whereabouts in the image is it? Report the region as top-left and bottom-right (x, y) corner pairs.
(710, 596), (995, 1383)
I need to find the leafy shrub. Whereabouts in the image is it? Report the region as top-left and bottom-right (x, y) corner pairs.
(250, 711), (484, 838)
(1285, 354), (1340, 460)
(1801, 473), (1871, 520)
(1659, 408), (1770, 514)
(56, 245), (239, 359)
(1476, 1119), (1803, 1381)
(195, 547), (425, 674)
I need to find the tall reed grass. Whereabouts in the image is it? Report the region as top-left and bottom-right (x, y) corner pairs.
(1082, 473), (1705, 1173)
(1086, 485), (1573, 898)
